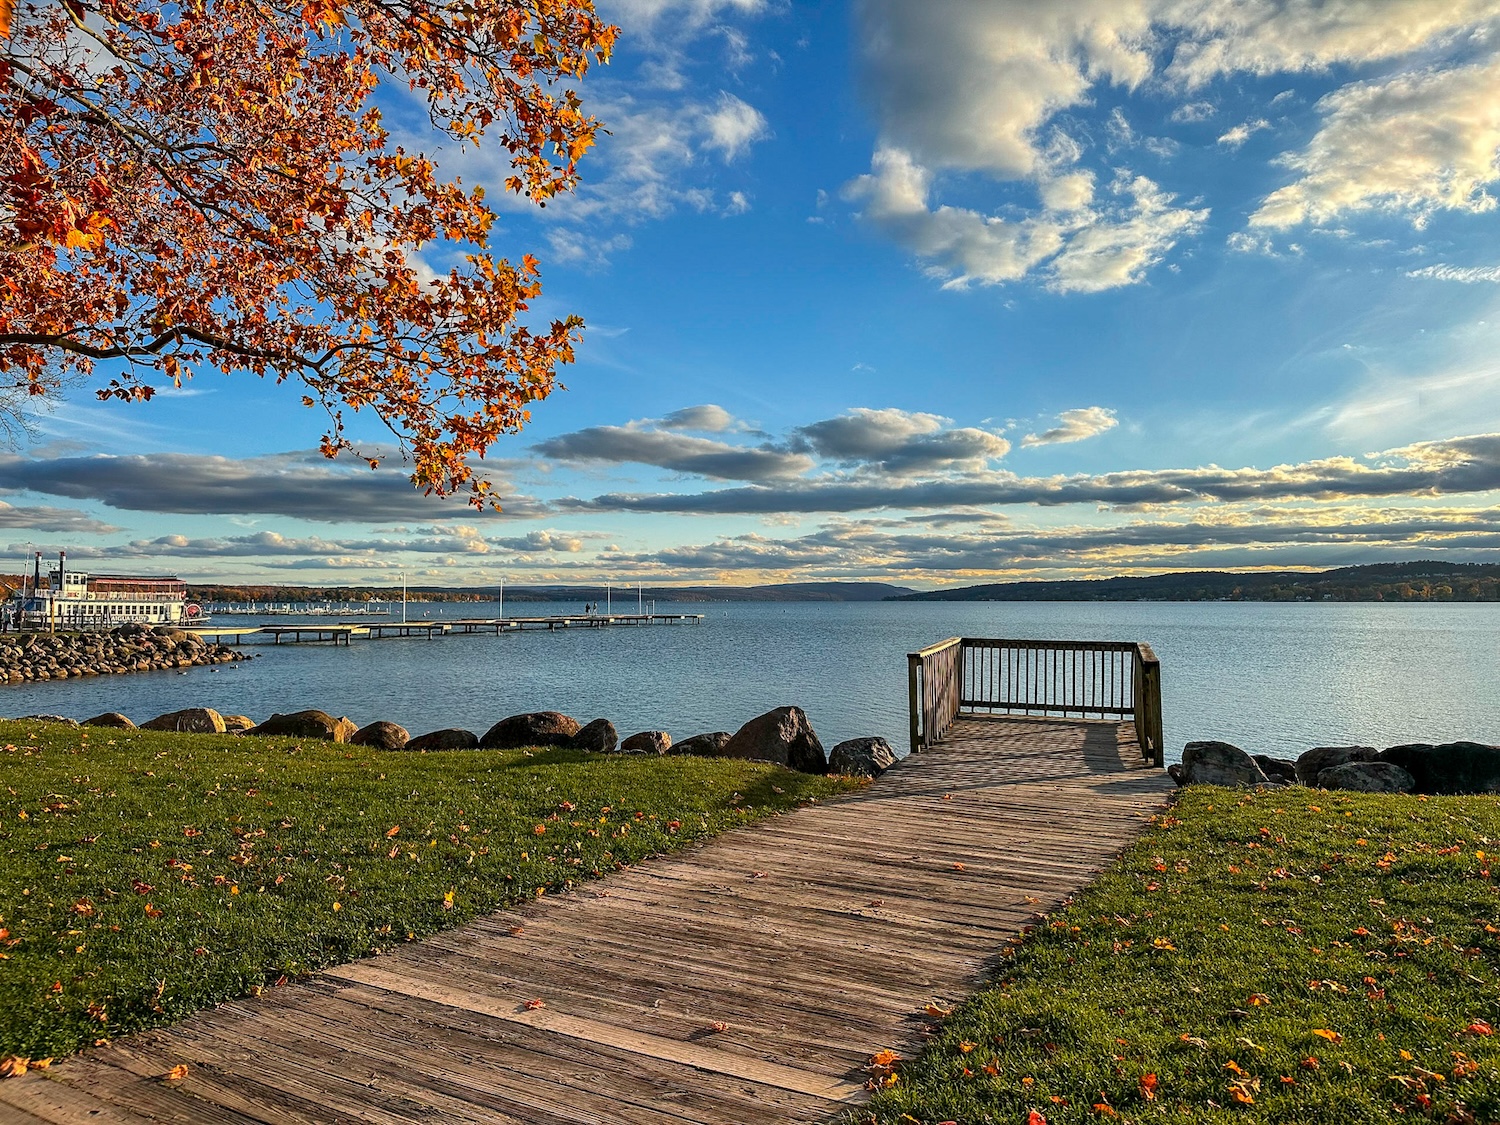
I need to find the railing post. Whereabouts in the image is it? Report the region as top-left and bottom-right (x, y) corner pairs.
(907, 652), (922, 754)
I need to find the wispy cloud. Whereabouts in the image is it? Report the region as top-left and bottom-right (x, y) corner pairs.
(1022, 407), (1119, 447)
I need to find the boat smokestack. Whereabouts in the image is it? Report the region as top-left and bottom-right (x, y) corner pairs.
(58, 550), (65, 591)
(32, 551), (40, 596)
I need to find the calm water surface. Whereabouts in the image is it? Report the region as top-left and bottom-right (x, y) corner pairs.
(3, 602), (1497, 762)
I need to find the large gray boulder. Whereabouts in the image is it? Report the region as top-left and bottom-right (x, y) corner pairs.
(246, 709), (352, 741)
(671, 731), (732, 758)
(349, 721), (409, 750)
(480, 711), (580, 750)
(1379, 742), (1500, 795)
(82, 712), (136, 729)
(1252, 755), (1299, 785)
(405, 728), (479, 752)
(721, 707), (827, 774)
(570, 718), (618, 753)
(1295, 745), (1377, 786)
(829, 736), (897, 778)
(1178, 741), (1269, 787)
(620, 730), (671, 755)
(1317, 761), (1416, 793)
(141, 707), (227, 734)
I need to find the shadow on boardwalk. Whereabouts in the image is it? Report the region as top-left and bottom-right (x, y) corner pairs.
(3, 717), (1172, 1125)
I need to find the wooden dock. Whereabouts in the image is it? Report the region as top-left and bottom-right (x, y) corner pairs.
(2, 715), (1171, 1125)
(184, 614), (704, 646)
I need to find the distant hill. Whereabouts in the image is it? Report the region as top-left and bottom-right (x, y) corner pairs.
(889, 561), (1500, 603)
(189, 580), (914, 604)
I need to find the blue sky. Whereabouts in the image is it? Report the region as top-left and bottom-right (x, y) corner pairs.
(8, 0), (1500, 587)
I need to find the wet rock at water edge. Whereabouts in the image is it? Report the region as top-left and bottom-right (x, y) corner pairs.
(1252, 755), (1299, 785)
(405, 728), (480, 752)
(82, 712), (136, 729)
(1379, 742), (1500, 795)
(570, 718), (618, 754)
(721, 707), (827, 775)
(1176, 741), (1269, 787)
(141, 708), (227, 734)
(247, 709), (352, 741)
(350, 721), (410, 750)
(620, 730), (671, 755)
(480, 711), (581, 750)
(1294, 745), (1377, 786)
(829, 736), (897, 778)
(671, 731), (733, 758)
(1316, 761), (1416, 794)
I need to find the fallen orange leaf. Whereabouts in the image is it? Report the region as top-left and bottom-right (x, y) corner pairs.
(1312, 1028), (1342, 1042)
(924, 1003), (952, 1018)
(165, 1064), (188, 1081)
(1465, 1020), (1494, 1036)
(0, 1057), (27, 1079)
(1140, 1073), (1158, 1100)
(869, 1049), (901, 1069)
(523, 998), (546, 1011)
(385, 825), (400, 837)
(1026, 1112), (1048, 1125)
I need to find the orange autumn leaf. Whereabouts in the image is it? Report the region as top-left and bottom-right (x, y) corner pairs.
(523, 998), (546, 1011)
(707, 1021), (729, 1033)
(1229, 1084), (1256, 1105)
(1140, 1073), (1159, 1100)
(1464, 1020), (1494, 1036)
(925, 1003), (952, 1018)
(385, 826), (400, 838)
(869, 1049), (901, 1069)
(1027, 1112), (1048, 1125)
(0, 0), (13, 40)
(0, 1057), (27, 1079)
(165, 1064), (188, 1081)
(1312, 1029), (1343, 1042)
(957, 1041), (976, 1054)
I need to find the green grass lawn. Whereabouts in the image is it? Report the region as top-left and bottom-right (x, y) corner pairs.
(0, 718), (855, 1063)
(854, 787), (1500, 1125)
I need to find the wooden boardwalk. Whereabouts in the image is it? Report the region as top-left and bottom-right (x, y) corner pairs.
(4, 716), (1172, 1125)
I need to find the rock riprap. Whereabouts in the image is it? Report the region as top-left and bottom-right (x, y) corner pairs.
(570, 719), (619, 753)
(1295, 745), (1377, 786)
(671, 731), (732, 758)
(1379, 742), (1500, 795)
(350, 721), (409, 750)
(1170, 741), (1271, 788)
(721, 707), (827, 774)
(1317, 761), (1415, 793)
(620, 730), (671, 755)
(480, 712), (580, 750)
(141, 707), (227, 734)
(0, 626), (248, 684)
(247, 710), (356, 741)
(405, 728), (479, 752)
(828, 736), (897, 778)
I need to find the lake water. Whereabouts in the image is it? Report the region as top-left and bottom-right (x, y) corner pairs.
(3, 602), (1498, 762)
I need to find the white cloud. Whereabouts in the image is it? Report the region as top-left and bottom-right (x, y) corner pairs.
(1171, 100), (1217, 123)
(701, 93), (769, 161)
(844, 153), (1206, 292)
(1217, 118), (1270, 148)
(1407, 264), (1500, 283)
(1250, 56), (1500, 230)
(1022, 407), (1120, 447)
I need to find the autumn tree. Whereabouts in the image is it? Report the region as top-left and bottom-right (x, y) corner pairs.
(0, 0), (614, 502)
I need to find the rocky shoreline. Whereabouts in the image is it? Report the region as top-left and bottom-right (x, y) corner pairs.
(1170, 738), (1500, 796)
(0, 625), (251, 683)
(5, 704), (898, 778)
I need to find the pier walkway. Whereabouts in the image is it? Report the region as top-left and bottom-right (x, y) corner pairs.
(3, 714), (1172, 1125)
(187, 613), (703, 646)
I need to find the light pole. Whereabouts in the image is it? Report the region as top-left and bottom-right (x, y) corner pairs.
(498, 576), (504, 622)
(400, 572), (407, 623)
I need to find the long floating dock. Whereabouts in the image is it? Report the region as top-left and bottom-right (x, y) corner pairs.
(186, 613), (704, 645)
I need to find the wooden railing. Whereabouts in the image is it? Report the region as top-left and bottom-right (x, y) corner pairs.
(907, 637), (1163, 766)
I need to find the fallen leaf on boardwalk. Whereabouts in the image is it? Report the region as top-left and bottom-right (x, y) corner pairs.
(869, 1049), (901, 1069)
(385, 825), (400, 837)
(0, 1057), (28, 1078)
(509, 926), (525, 936)
(748, 871), (768, 879)
(27, 1059), (50, 1071)
(523, 998), (546, 1011)
(165, 1064), (188, 1081)
(953, 862), (966, 871)
(708, 1021), (729, 1033)
(1312, 1028), (1342, 1042)
(925, 1003), (952, 1018)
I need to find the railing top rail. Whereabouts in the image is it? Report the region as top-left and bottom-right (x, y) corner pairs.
(1135, 641), (1159, 664)
(958, 638), (1140, 654)
(909, 636), (963, 660)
